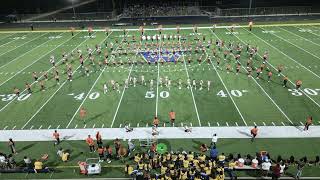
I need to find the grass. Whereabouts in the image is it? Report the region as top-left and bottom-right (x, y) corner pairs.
(0, 24), (320, 129)
(0, 23), (320, 178)
(0, 138), (320, 179)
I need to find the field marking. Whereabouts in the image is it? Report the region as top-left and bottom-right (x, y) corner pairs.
(0, 33), (51, 69)
(0, 34), (22, 47)
(20, 32), (106, 129)
(247, 27), (320, 79)
(0, 32), (67, 88)
(155, 36), (161, 117)
(0, 32), (49, 58)
(48, 125), (51, 129)
(0, 33), (17, 42)
(260, 27), (320, 62)
(223, 28), (294, 125)
(278, 27), (320, 48)
(242, 27), (320, 109)
(110, 65), (134, 128)
(66, 65), (108, 128)
(208, 29), (247, 125)
(180, 49), (201, 126)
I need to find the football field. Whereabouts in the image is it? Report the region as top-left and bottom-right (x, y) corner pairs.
(0, 23), (320, 131)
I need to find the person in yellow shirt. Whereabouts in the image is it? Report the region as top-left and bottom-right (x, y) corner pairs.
(187, 151), (194, 161)
(61, 151), (70, 162)
(125, 164), (133, 175)
(134, 153), (141, 163)
(34, 159), (43, 170)
(218, 153), (226, 166)
(180, 169), (188, 180)
(183, 157), (189, 168)
(199, 154), (206, 162)
(161, 164), (167, 174)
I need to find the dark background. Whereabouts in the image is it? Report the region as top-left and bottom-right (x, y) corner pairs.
(1, 0), (319, 14)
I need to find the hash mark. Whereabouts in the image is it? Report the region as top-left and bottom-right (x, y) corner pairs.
(119, 124), (122, 128)
(57, 125), (60, 129)
(263, 122), (266, 126)
(281, 122), (285, 126)
(137, 123), (139, 127)
(83, 124), (87, 128)
(30, 125), (33, 130)
(48, 125), (51, 129)
(92, 124), (96, 129)
(300, 121), (304, 125)
(39, 125), (42, 129)
(74, 124), (78, 129)
(226, 122), (229, 126)
(12, 126), (16, 130)
(208, 122), (211, 126)
(235, 122), (238, 126)
(101, 124), (104, 128)
(217, 122), (220, 126)
(3, 126), (8, 130)
(272, 122), (275, 126)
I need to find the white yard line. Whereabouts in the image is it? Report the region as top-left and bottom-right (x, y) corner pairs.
(278, 27), (320, 47)
(260, 27), (320, 61)
(66, 65), (108, 128)
(222, 28), (294, 125)
(0, 32), (49, 58)
(21, 32), (109, 129)
(0, 33), (17, 42)
(179, 43), (201, 127)
(110, 65), (134, 128)
(242, 27), (320, 109)
(0, 33), (51, 70)
(0, 32), (84, 112)
(248, 27), (320, 79)
(0, 34), (22, 47)
(0, 32), (66, 88)
(155, 36), (161, 117)
(208, 29), (247, 126)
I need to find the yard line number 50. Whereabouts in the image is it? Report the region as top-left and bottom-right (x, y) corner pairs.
(145, 91), (169, 99)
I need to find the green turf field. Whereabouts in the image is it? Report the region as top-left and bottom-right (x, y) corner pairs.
(0, 24), (320, 130)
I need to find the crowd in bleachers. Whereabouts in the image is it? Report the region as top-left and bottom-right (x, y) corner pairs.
(122, 4), (201, 18)
(122, 141), (320, 180)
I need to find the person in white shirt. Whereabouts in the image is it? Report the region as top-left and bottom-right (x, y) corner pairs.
(280, 161), (286, 174)
(262, 160), (272, 176)
(211, 133), (218, 146)
(57, 148), (63, 157)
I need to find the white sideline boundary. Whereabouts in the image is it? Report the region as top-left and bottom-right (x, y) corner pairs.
(0, 126), (319, 142)
(1, 23), (320, 34)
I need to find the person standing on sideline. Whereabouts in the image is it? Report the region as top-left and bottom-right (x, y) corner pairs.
(53, 130), (60, 146)
(296, 161), (305, 179)
(8, 138), (17, 154)
(250, 126), (258, 142)
(128, 139), (135, 156)
(211, 133), (218, 146)
(86, 135), (95, 153)
(96, 131), (103, 147)
(304, 116), (312, 131)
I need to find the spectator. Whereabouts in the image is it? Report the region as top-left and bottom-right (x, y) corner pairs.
(61, 150), (70, 162)
(105, 145), (112, 163)
(52, 130), (60, 146)
(296, 161), (305, 179)
(23, 156), (32, 168)
(218, 153), (226, 166)
(211, 133), (218, 146)
(128, 139), (135, 156)
(57, 148), (63, 157)
(245, 154), (252, 165)
(261, 159), (272, 176)
(200, 144), (208, 152)
(280, 161), (286, 175)
(85, 135), (95, 153)
(0, 153), (6, 163)
(34, 159), (43, 172)
(7, 154), (16, 168)
(114, 138), (121, 158)
(96, 131), (103, 147)
(210, 146), (218, 161)
(97, 145), (105, 162)
(8, 138), (17, 154)
(272, 163), (281, 179)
